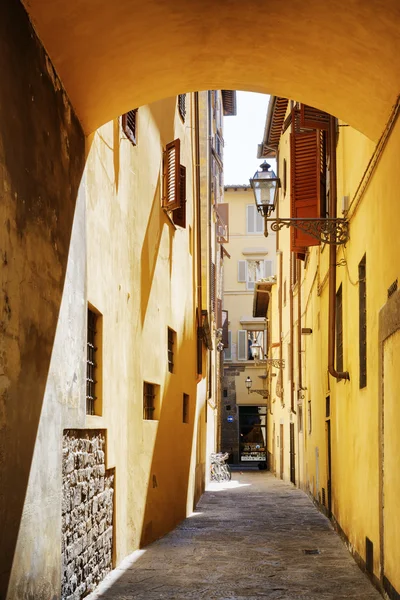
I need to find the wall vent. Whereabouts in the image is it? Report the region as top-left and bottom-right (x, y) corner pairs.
(388, 279), (398, 299)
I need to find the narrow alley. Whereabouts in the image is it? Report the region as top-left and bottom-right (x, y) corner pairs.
(87, 473), (380, 600)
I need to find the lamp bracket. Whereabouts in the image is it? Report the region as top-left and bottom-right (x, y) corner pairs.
(249, 389), (269, 399)
(254, 357), (285, 369)
(264, 217), (349, 245)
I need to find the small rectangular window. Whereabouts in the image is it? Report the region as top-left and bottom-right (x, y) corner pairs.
(336, 284), (343, 373)
(122, 109), (138, 146)
(178, 94), (186, 122)
(143, 382), (159, 420)
(86, 307), (102, 416)
(168, 327), (176, 373)
(359, 255), (367, 388)
(183, 394), (189, 423)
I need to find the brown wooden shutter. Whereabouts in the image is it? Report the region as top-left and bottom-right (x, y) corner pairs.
(122, 109), (138, 145)
(173, 165), (186, 227)
(300, 104), (330, 131)
(222, 310), (229, 347)
(290, 127), (321, 253)
(163, 139), (181, 210)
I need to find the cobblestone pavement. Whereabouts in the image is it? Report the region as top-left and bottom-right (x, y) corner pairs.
(87, 472), (381, 600)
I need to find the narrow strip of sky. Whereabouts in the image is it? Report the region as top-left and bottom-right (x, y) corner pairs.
(223, 91), (271, 186)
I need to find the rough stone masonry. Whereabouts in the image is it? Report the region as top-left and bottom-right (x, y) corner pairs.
(62, 430), (114, 600)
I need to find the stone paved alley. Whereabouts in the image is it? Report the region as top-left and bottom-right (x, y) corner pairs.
(87, 472), (381, 600)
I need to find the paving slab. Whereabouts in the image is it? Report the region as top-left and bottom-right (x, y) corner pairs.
(86, 472), (381, 599)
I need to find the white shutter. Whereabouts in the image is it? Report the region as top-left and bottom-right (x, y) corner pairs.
(246, 205), (255, 233)
(264, 260), (272, 278)
(247, 280), (255, 291)
(224, 331), (232, 361)
(238, 260), (246, 282)
(238, 330), (247, 361)
(255, 210), (264, 233)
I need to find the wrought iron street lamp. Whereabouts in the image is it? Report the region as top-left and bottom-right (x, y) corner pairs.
(249, 162), (349, 245)
(245, 375), (269, 399)
(249, 161), (280, 218)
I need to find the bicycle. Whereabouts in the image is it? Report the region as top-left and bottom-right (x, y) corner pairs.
(210, 452), (231, 482)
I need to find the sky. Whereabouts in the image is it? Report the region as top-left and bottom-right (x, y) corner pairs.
(223, 91), (271, 186)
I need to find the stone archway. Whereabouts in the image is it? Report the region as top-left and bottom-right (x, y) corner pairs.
(23, 0), (400, 139)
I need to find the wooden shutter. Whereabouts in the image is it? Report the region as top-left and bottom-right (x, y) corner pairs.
(300, 104), (330, 131)
(224, 331), (232, 360)
(178, 94), (186, 121)
(238, 260), (246, 282)
(163, 139), (181, 210)
(255, 209), (264, 233)
(290, 128), (320, 253)
(217, 299), (222, 328)
(173, 166), (186, 227)
(246, 205), (255, 233)
(237, 330), (247, 361)
(122, 109), (138, 145)
(264, 260), (272, 278)
(222, 310), (229, 347)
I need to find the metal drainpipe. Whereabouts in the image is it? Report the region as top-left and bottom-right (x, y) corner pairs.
(278, 250), (284, 398)
(297, 260), (303, 392)
(289, 252), (295, 413)
(194, 92), (202, 317)
(328, 115), (350, 381)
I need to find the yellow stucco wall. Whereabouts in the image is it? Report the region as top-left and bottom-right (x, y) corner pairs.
(84, 95), (208, 561)
(268, 106), (400, 591)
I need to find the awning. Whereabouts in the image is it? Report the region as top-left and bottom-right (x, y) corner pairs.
(253, 278), (276, 318)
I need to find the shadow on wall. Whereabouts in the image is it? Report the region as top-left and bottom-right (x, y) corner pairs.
(0, 0), (85, 597)
(138, 327), (199, 547)
(140, 176), (176, 326)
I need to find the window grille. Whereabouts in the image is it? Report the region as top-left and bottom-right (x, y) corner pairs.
(178, 94), (186, 121)
(359, 255), (367, 388)
(183, 394), (189, 423)
(86, 309), (97, 415)
(336, 284), (343, 373)
(143, 382), (156, 420)
(168, 328), (175, 373)
(122, 109), (138, 146)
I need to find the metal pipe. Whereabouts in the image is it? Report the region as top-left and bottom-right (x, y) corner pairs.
(289, 252), (295, 412)
(297, 260), (303, 392)
(328, 116), (350, 381)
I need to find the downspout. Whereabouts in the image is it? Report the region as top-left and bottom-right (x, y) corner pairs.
(297, 260), (303, 392)
(194, 92), (202, 319)
(328, 115), (350, 381)
(289, 252), (295, 413)
(278, 250), (284, 401)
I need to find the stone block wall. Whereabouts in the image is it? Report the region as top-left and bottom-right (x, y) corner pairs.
(62, 430), (114, 600)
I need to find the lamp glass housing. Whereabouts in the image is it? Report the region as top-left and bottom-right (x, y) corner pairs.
(249, 161), (280, 217)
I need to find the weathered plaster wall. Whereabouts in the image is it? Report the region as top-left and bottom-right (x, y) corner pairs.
(0, 0), (85, 597)
(62, 431), (114, 600)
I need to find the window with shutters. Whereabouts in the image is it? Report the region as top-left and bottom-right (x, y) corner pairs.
(290, 106), (330, 253)
(86, 307), (102, 416)
(122, 109), (138, 146)
(336, 285), (343, 373)
(162, 139), (182, 211)
(173, 165), (187, 227)
(168, 327), (176, 373)
(178, 94), (186, 122)
(246, 204), (264, 234)
(238, 330), (266, 361)
(359, 255), (367, 388)
(224, 331), (232, 361)
(238, 259), (272, 290)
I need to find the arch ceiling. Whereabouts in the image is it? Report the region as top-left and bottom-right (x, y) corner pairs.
(23, 0), (400, 140)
